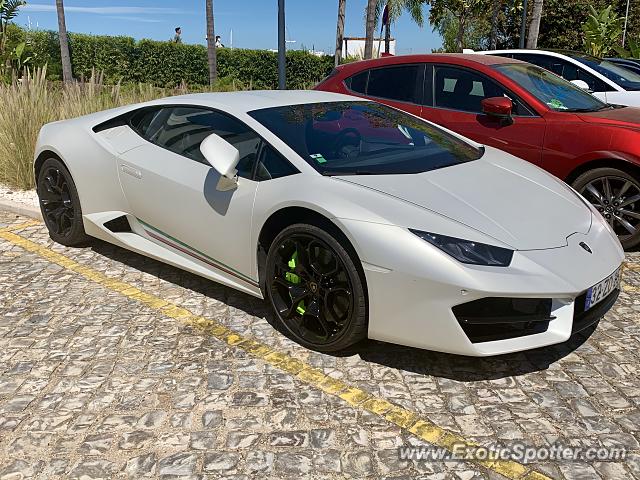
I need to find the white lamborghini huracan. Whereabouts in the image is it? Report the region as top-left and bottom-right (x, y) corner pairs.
(34, 90), (624, 356)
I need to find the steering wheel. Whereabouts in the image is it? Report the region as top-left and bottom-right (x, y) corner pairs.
(331, 129), (362, 160)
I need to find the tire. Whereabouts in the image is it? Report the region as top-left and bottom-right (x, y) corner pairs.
(264, 223), (367, 352)
(36, 157), (89, 247)
(572, 167), (640, 250)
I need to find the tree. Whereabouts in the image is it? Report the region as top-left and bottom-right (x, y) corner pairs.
(364, 0), (376, 59)
(432, 8), (489, 51)
(427, 0), (484, 52)
(488, 0), (502, 49)
(206, 0), (217, 86)
(0, 0), (24, 59)
(582, 4), (624, 57)
(56, 0), (73, 83)
(372, 0), (425, 54)
(335, 0), (347, 66)
(526, 0), (543, 48)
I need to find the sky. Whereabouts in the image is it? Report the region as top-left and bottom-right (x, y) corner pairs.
(16, 0), (443, 55)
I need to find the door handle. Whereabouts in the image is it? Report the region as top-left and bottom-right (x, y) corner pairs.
(121, 164), (142, 179)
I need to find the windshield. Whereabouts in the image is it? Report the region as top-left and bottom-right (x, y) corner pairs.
(248, 102), (483, 176)
(567, 53), (640, 91)
(494, 63), (609, 112)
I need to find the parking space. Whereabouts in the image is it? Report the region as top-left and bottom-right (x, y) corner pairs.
(1, 210), (639, 479)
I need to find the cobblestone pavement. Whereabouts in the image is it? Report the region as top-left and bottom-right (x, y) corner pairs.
(1, 210), (639, 480)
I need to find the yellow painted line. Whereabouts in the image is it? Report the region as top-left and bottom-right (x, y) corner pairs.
(0, 226), (551, 479)
(0, 220), (42, 232)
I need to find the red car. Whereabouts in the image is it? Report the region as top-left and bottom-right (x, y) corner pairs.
(315, 54), (640, 249)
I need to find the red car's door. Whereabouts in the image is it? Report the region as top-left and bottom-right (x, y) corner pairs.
(424, 64), (546, 166)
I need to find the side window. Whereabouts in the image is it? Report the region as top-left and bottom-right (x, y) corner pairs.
(129, 107), (165, 138)
(255, 144), (299, 181)
(367, 65), (421, 103)
(434, 66), (505, 113)
(142, 107), (262, 179)
(512, 53), (564, 77)
(512, 54), (615, 93)
(561, 63), (614, 92)
(346, 71), (368, 94)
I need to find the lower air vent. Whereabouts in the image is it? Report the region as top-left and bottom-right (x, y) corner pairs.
(103, 215), (132, 233)
(453, 297), (554, 343)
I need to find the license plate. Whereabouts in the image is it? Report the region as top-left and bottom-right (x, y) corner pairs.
(585, 267), (621, 311)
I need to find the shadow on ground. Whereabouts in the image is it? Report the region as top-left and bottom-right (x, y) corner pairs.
(90, 239), (595, 383)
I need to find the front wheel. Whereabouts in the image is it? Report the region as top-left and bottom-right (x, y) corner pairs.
(264, 223), (367, 352)
(36, 158), (89, 247)
(572, 168), (640, 250)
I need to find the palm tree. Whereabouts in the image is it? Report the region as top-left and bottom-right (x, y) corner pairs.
(489, 0), (501, 49)
(374, 0), (424, 55)
(1, 1), (26, 60)
(364, 0), (376, 59)
(55, 0), (72, 83)
(206, 0), (217, 86)
(334, 0), (347, 66)
(526, 0), (543, 48)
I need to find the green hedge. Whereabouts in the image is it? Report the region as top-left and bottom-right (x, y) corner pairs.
(12, 27), (334, 89)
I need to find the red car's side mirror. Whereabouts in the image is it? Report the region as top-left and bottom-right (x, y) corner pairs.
(481, 97), (513, 120)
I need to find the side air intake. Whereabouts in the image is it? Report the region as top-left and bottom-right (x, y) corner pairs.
(103, 215), (132, 233)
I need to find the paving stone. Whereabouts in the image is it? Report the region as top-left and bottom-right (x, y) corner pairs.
(245, 450), (274, 474)
(203, 452), (239, 472)
(157, 452), (198, 476)
(269, 430), (309, 447)
(68, 459), (114, 480)
(123, 452), (157, 477)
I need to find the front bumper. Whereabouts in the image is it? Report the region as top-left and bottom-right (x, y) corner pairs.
(340, 217), (624, 356)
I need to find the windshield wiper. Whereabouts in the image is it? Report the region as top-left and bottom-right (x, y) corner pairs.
(321, 169), (380, 176)
(563, 106), (610, 112)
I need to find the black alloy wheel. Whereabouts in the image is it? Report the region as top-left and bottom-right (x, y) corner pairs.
(265, 223), (367, 352)
(37, 158), (89, 246)
(573, 168), (640, 250)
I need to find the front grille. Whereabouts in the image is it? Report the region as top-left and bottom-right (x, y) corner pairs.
(453, 297), (554, 343)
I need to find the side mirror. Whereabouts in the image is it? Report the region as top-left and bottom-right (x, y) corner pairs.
(481, 97), (513, 122)
(570, 79), (591, 91)
(200, 133), (240, 191)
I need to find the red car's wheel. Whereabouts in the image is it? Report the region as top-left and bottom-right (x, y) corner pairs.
(573, 167), (640, 250)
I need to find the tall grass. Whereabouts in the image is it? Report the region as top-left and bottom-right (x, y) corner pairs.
(0, 67), (242, 190)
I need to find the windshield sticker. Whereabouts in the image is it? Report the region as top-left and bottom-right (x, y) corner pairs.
(310, 153), (327, 164)
(547, 99), (568, 110)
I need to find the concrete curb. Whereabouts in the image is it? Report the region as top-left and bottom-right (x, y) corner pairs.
(0, 199), (42, 221)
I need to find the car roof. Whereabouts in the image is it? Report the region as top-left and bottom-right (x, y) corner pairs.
(481, 49), (602, 62)
(337, 53), (521, 70)
(143, 90), (363, 115)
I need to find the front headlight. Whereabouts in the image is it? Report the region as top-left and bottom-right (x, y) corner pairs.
(410, 229), (514, 267)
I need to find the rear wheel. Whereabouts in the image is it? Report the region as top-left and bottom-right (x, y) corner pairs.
(572, 168), (640, 250)
(264, 223), (367, 352)
(36, 158), (89, 247)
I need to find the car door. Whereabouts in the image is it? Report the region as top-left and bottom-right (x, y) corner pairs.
(345, 64), (425, 117)
(426, 64), (546, 166)
(508, 53), (616, 103)
(117, 106), (263, 289)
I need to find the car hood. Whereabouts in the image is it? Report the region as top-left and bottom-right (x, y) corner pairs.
(603, 90), (640, 108)
(337, 149), (592, 250)
(578, 104), (640, 130)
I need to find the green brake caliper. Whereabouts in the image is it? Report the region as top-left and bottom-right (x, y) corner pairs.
(284, 250), (306, 315)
